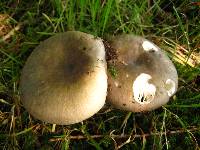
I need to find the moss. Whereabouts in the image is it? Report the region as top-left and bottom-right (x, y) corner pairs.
(108, 65), (118, 79)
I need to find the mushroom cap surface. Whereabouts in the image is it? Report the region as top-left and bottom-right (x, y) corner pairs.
(107, 35), (178, 112)
(20, 31), (107, 125)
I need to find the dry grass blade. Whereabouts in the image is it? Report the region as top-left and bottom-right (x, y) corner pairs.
(163, 38), (200, 68)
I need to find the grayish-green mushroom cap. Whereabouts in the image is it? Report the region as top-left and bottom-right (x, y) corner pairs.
(107, 35), (178, 112)
(20, 31), (107, 125)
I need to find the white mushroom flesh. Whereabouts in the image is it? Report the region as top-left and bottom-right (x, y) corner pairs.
(133, 73), (156, 104)
(165, 79), (176, 96)
(142, 40), (158, 52)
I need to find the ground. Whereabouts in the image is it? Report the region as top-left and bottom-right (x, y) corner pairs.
(0, 0), (200, 149)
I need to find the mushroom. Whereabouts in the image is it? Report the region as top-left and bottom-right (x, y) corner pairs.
(106, 34), (178, 112)
(20, 31), (107, 125)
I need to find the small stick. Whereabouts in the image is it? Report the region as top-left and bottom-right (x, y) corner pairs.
(49, 127), (199, 141)
(51, 124), (56, 133)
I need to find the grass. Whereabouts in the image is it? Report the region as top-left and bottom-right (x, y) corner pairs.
(0, 0), (200, 149)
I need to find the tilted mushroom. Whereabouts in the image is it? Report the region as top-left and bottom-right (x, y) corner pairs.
(106, 34), (178, 112)
(20, 31), (107, 125)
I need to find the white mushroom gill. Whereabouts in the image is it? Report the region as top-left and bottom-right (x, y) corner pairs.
(142, 41), (158, 52)
(165, 79), (176, 96)
(133, 73), (156, 104)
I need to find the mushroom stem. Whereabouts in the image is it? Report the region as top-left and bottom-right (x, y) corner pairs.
(52, 124), (56, 132)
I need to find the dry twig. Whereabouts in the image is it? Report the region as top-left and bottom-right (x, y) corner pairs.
(49, 126), (199, 142)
